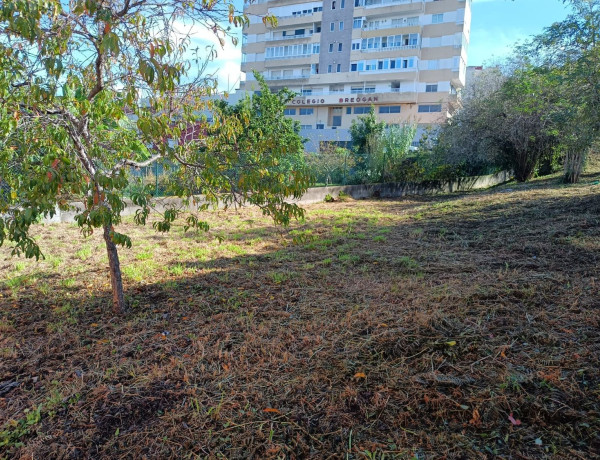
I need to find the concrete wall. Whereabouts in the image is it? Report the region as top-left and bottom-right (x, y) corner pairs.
(289, 170), (513, 204)
(42, 170), (512, 224)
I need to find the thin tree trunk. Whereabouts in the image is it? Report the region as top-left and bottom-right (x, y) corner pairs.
(103, 223), (127, 314)
(564, 149), (584, 184)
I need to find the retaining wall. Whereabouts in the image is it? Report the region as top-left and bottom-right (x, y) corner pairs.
(43, 170), (512, 223)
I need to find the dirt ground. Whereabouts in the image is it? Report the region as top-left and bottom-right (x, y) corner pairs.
(1, 167), (599, 459)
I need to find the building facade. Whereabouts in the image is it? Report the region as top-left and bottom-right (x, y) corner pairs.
(240, 0), (471, 151)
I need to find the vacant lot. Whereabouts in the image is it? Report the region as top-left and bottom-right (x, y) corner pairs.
(1, 169), (599, 459)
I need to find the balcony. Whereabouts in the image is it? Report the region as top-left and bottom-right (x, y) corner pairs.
(360, 44), (419, 52)
(265, 53), (313, 61)
(357, 0), (424, 10)
(267, 32), (317, 42)
(265, 75), (311, 80)
(364, 19), (419, 30)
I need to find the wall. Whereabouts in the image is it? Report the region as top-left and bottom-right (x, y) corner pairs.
(42, 170), (512, 223)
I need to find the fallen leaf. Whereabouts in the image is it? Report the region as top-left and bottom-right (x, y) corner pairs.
(263, 408), (280, 414)
(446, 341), (457, 347)
(508, 413), (522, 426)
(354, 372), (367, 379)
(90, 323), (99, 327)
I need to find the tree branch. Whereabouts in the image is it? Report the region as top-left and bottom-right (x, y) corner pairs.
(119, 154), (163, 169)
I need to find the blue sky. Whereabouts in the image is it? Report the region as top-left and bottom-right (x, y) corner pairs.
(206, 0), (572, 90)
(469, 0), (570, 65)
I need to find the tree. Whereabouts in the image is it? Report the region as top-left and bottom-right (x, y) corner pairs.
(349, 106), (386, 155)
(349, 106), (386, 182)
(435, 65), (562, 182)
(522, 0), (600, 182)
(305, 143), (352, 185)
(0, 1), (310, 314)
(369, 123), (416, 183)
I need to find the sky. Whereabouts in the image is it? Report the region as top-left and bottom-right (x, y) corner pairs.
(203, 0), (572, 91)
(468, 0), (570, 66)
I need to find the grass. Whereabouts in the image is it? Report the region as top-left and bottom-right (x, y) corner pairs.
(1, 166), (600, 458)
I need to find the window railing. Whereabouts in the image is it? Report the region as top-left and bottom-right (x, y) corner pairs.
(267, 32), (316, 41)
(289, 88), (418, 96)
(361, 44), (418, 52)
(358, 0), (424, 9)
(276, 11), (318, 20)
(365, 19), (419, 30)
(265, 53), (313, 60)
(265, 75), (310, 80)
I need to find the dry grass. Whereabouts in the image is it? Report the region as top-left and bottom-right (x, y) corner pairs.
(1, 167), (600, 459)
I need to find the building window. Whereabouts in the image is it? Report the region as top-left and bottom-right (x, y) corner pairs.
(353, 18), (363, 29)
(337, 63), (341, 72)
(316, 123), (325, 129)
(379, 106), (401, 114)
(302, 89), (312, 95)
(351, 86), (375, 94)
(329, 43), (334, 52)
(418, 104), (442, 113)
(332, 1), (336, 9)
(313, 44), (320, 54)
(300, 108), (314, 115)
(330, 22), (335, 31)
(341, 0), (345, 8)
(351, 63), (357, 71)
(328, 64), (332, 73)
(338, 43), (343, 51)
(432, 14), (443, 24)
(339, 21), (344, 30)
(425, 84), (438, 93)
(284, 108), (296, 115)
(352, 42), (360, 50)
(353, 107), (370, 114)
(300, 125), (312, 129)
(346, 107), (351, 114)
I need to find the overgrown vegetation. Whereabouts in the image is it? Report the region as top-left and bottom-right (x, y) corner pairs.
(0, 1), (310, 314)
(1, 164), (599, 458)
(432, 0), (600, 183)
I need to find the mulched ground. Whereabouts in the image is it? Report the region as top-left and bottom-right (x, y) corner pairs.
(1, 169), (599, 459)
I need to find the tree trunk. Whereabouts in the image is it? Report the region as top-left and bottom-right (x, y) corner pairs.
(103, 224), (127, 314)
(564, 149), (585, 184)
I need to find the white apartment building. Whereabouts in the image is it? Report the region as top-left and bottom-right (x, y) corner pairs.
(240, 0), (472, 151)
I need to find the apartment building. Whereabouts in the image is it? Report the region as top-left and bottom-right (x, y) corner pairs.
(240, 0), (471, 151)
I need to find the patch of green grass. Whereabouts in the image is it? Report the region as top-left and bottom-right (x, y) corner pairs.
(45, 255), (63, 269)
(168, 264), (185, 276)
(267, 271), (296, 284)
(192, 248), (210, 261)
(61, 278), (77, 288)
(135, 250), (154, 261)
(409, 228), (424, 238)
(289, 229), (315, 245)
(221, 243), (247, 256)
(75, 245), (92, 260)
(338, 253), (360, 264)
(38, 282), (50, 296)
(122, 264), (155, 283)
(393, 256), (421, 272)
(372, 235), (387, 243)
(5, 275), (29, 290)
(13, 261), (26, 272)
(270, 250), (297, 262)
